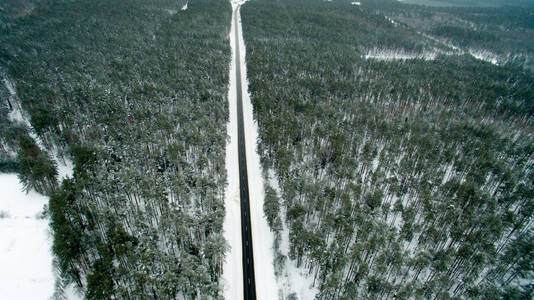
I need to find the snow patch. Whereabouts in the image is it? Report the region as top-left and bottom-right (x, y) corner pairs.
(56, 154), (74, 181)
(441, 163), (454, 184)
(4, 78), (25, 124)
(0, 174), (54, 300)
(62, 283), (83, 300)
(3, 78), (16, 96)
(364, 48), (437, 61)
(4, 77), (73, 183)
(469, 49), (499, 65)
(222, 2), (243, 299)
(181, 2), (188, 11)
(351, 1), (361, 5)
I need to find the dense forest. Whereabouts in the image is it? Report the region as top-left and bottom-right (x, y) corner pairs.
(366, 0), (534, 70)
(242, 0), (533, 298)
(1, 0), (232, 298)
(2, 0), (533, 298)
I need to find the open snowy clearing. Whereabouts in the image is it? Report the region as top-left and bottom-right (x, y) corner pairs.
(0, 174), (54, 299)
(0, 175), (80, 300)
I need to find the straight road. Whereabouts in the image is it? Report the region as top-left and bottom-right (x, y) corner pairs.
(234, 6), (257, 300)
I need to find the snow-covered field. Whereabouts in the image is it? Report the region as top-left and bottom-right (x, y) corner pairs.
(223, 1), (278, 299)
(0, 174), (54, 299)
(237, 5), (278, 299)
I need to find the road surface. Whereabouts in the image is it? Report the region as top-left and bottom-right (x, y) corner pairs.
(234, 5), (257, 300)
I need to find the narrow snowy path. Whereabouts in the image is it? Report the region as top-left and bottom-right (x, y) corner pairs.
(223, 1), (278, 299)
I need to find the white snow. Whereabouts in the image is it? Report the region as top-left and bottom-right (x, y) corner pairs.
(4, 77), (73, 183)
(364, 48), (437, 61)
(441, 163), (454, 184)
(351, 1), (361, 5)
(223, 1), (278, 299)
(54, 149), (74, 182)
(181, 1), (188, 11)
(0, 174), (54, 300)
(4, 78), (26, 124)
(3, 77), (16, 96)
(468, 49), (499, 65)
(385, 16), (398, 26)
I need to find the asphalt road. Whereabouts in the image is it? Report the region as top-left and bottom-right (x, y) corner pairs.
(234, 6), (257, 300)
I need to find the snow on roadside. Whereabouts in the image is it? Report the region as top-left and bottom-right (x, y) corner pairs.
(235, 1), (279, 299)
(222, 2), (243, 299)
(227, 2), (315, 298)
(0, 174), (54, 300)
(268, 170), (319, 300)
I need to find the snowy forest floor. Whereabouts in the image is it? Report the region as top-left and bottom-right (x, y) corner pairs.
(1, 77), (78, 299)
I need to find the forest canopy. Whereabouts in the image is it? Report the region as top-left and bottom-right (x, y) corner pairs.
(1, 0), (232, 298)
(242, 0), (533, 298)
